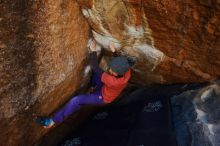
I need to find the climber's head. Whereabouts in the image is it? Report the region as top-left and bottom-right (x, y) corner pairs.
(108, 68), (119, 76)
(108, 57), (130, 76)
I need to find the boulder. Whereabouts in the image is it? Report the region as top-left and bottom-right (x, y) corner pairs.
(172, 81), (220, 146)
(78, 0), (220, 84)
(1, 0), (220, 145)
(0, 0), (89, 145)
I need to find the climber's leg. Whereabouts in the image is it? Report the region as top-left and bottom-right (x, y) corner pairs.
(52, 90), (104, 123)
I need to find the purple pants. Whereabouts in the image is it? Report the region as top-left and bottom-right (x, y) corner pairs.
(52, 72), (105, 123)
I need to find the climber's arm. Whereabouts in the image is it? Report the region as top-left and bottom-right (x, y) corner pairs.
(90, 51), (103, 77)
(89, 40), (103, 77)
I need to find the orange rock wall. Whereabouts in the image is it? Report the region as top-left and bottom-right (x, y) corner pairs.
(0, 0), (220, 145)
(0, 0), (89, 145)
(78, 0), (220, 84)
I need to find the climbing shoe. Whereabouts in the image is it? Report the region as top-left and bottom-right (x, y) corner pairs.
(34, 116), (55, 129)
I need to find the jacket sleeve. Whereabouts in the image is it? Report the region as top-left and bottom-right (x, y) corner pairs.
(90, 52), (104, 77)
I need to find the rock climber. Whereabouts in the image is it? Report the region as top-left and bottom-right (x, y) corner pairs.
(35, 40), (131, 128)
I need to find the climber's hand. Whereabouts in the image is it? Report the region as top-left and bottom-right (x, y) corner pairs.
(109, 42), (116, 53)
(89, 40), (96, 52)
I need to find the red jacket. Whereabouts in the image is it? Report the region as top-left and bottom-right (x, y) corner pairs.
(101, 69), (131, 103)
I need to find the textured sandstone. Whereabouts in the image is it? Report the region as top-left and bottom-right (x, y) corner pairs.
(0, 0), (220, 145)
(78, 0), (220, 84)
(0, 0), (89, 145)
